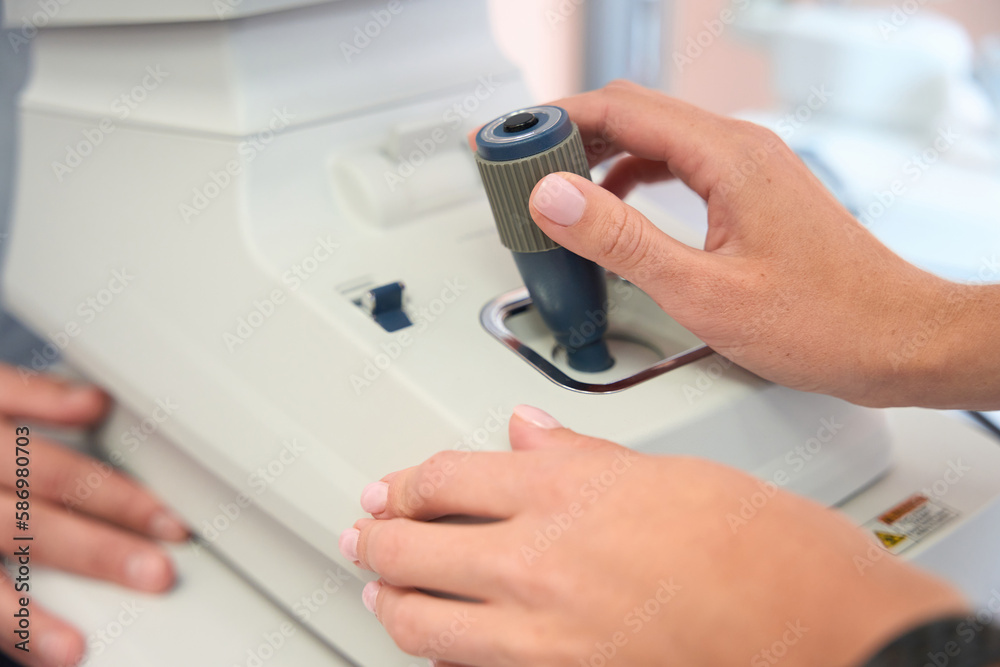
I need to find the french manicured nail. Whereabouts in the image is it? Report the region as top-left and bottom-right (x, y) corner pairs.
(513, 405), (563, 429)
(362, 580), (381, 614)
(361, 482), (389, 514)
(533, 174), (586, 226)
(126, 551), (169, 590)
(39, 630), (82, 667)
(339, 528), (359, 562)
(149, 510), (188, 541)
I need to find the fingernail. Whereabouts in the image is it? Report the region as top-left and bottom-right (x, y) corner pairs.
(39, 630), (83, 667)
(362, 580), (381, 614)
(360, 482), (389, 514)
(149, 510), (188, 542)
(339, 528), (359, 562)
(126, 552), (170, 590)
(513, 405), (563, 429)
(533, 174), (587, 226)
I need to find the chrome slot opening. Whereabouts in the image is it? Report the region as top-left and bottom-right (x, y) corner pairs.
(480, 275), (713, 394)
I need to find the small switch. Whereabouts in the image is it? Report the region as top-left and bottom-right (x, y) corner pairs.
(361, 282), (412, 332)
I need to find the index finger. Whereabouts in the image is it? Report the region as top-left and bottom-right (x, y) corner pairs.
(366, 451), (529, 522)
(0, 366), (108, 427)
(548, 80), (749, 199)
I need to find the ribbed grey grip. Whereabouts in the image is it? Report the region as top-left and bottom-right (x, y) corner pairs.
(475, 124), (592, 253)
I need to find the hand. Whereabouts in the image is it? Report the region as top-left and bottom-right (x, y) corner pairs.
(525, 81), (1000, 410)
(0, 366), (188, 667)
(341, 407), (967, 667)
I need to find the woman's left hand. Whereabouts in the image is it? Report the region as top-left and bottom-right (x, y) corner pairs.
(340, 406), (966, 667)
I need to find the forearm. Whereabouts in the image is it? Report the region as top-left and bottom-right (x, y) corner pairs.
(882, 280), (1000, 410)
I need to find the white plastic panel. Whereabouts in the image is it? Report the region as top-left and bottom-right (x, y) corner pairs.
(3, 0), (335, 26)
(17, 0), (519, 135)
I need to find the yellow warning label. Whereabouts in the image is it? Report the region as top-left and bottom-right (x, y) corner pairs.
(863, 494), (959, 556)
(875, 531), (907, 548)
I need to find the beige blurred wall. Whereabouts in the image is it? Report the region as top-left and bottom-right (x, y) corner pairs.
(671, 0), (1000, 115)
(850, 0), (1000, 41)
(490, 0), (1000, 113)
(488, 0), (585, 102)
(669, 0), (773, 114)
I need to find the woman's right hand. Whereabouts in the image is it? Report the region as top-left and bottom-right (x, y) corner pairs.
(528, 81), (1000, 410)
(0, 367), (188, 667)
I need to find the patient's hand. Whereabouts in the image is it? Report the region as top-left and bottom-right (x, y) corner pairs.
(342, 407), (967, 667)
(0, 365), (187, 667)
(525, 81), (1000, 410)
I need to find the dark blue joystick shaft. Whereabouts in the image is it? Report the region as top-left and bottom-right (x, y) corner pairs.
(475, 106), (613, 373)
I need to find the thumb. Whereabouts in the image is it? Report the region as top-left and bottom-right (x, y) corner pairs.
(509, 405), (610, 453)
(528, 172), (701, 302)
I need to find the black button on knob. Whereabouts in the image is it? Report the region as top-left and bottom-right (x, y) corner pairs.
(503, 112), (539, 133)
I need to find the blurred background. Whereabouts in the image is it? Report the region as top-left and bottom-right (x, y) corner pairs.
(492, 0), (1000, 109)
(490, 0), (1000, 288)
